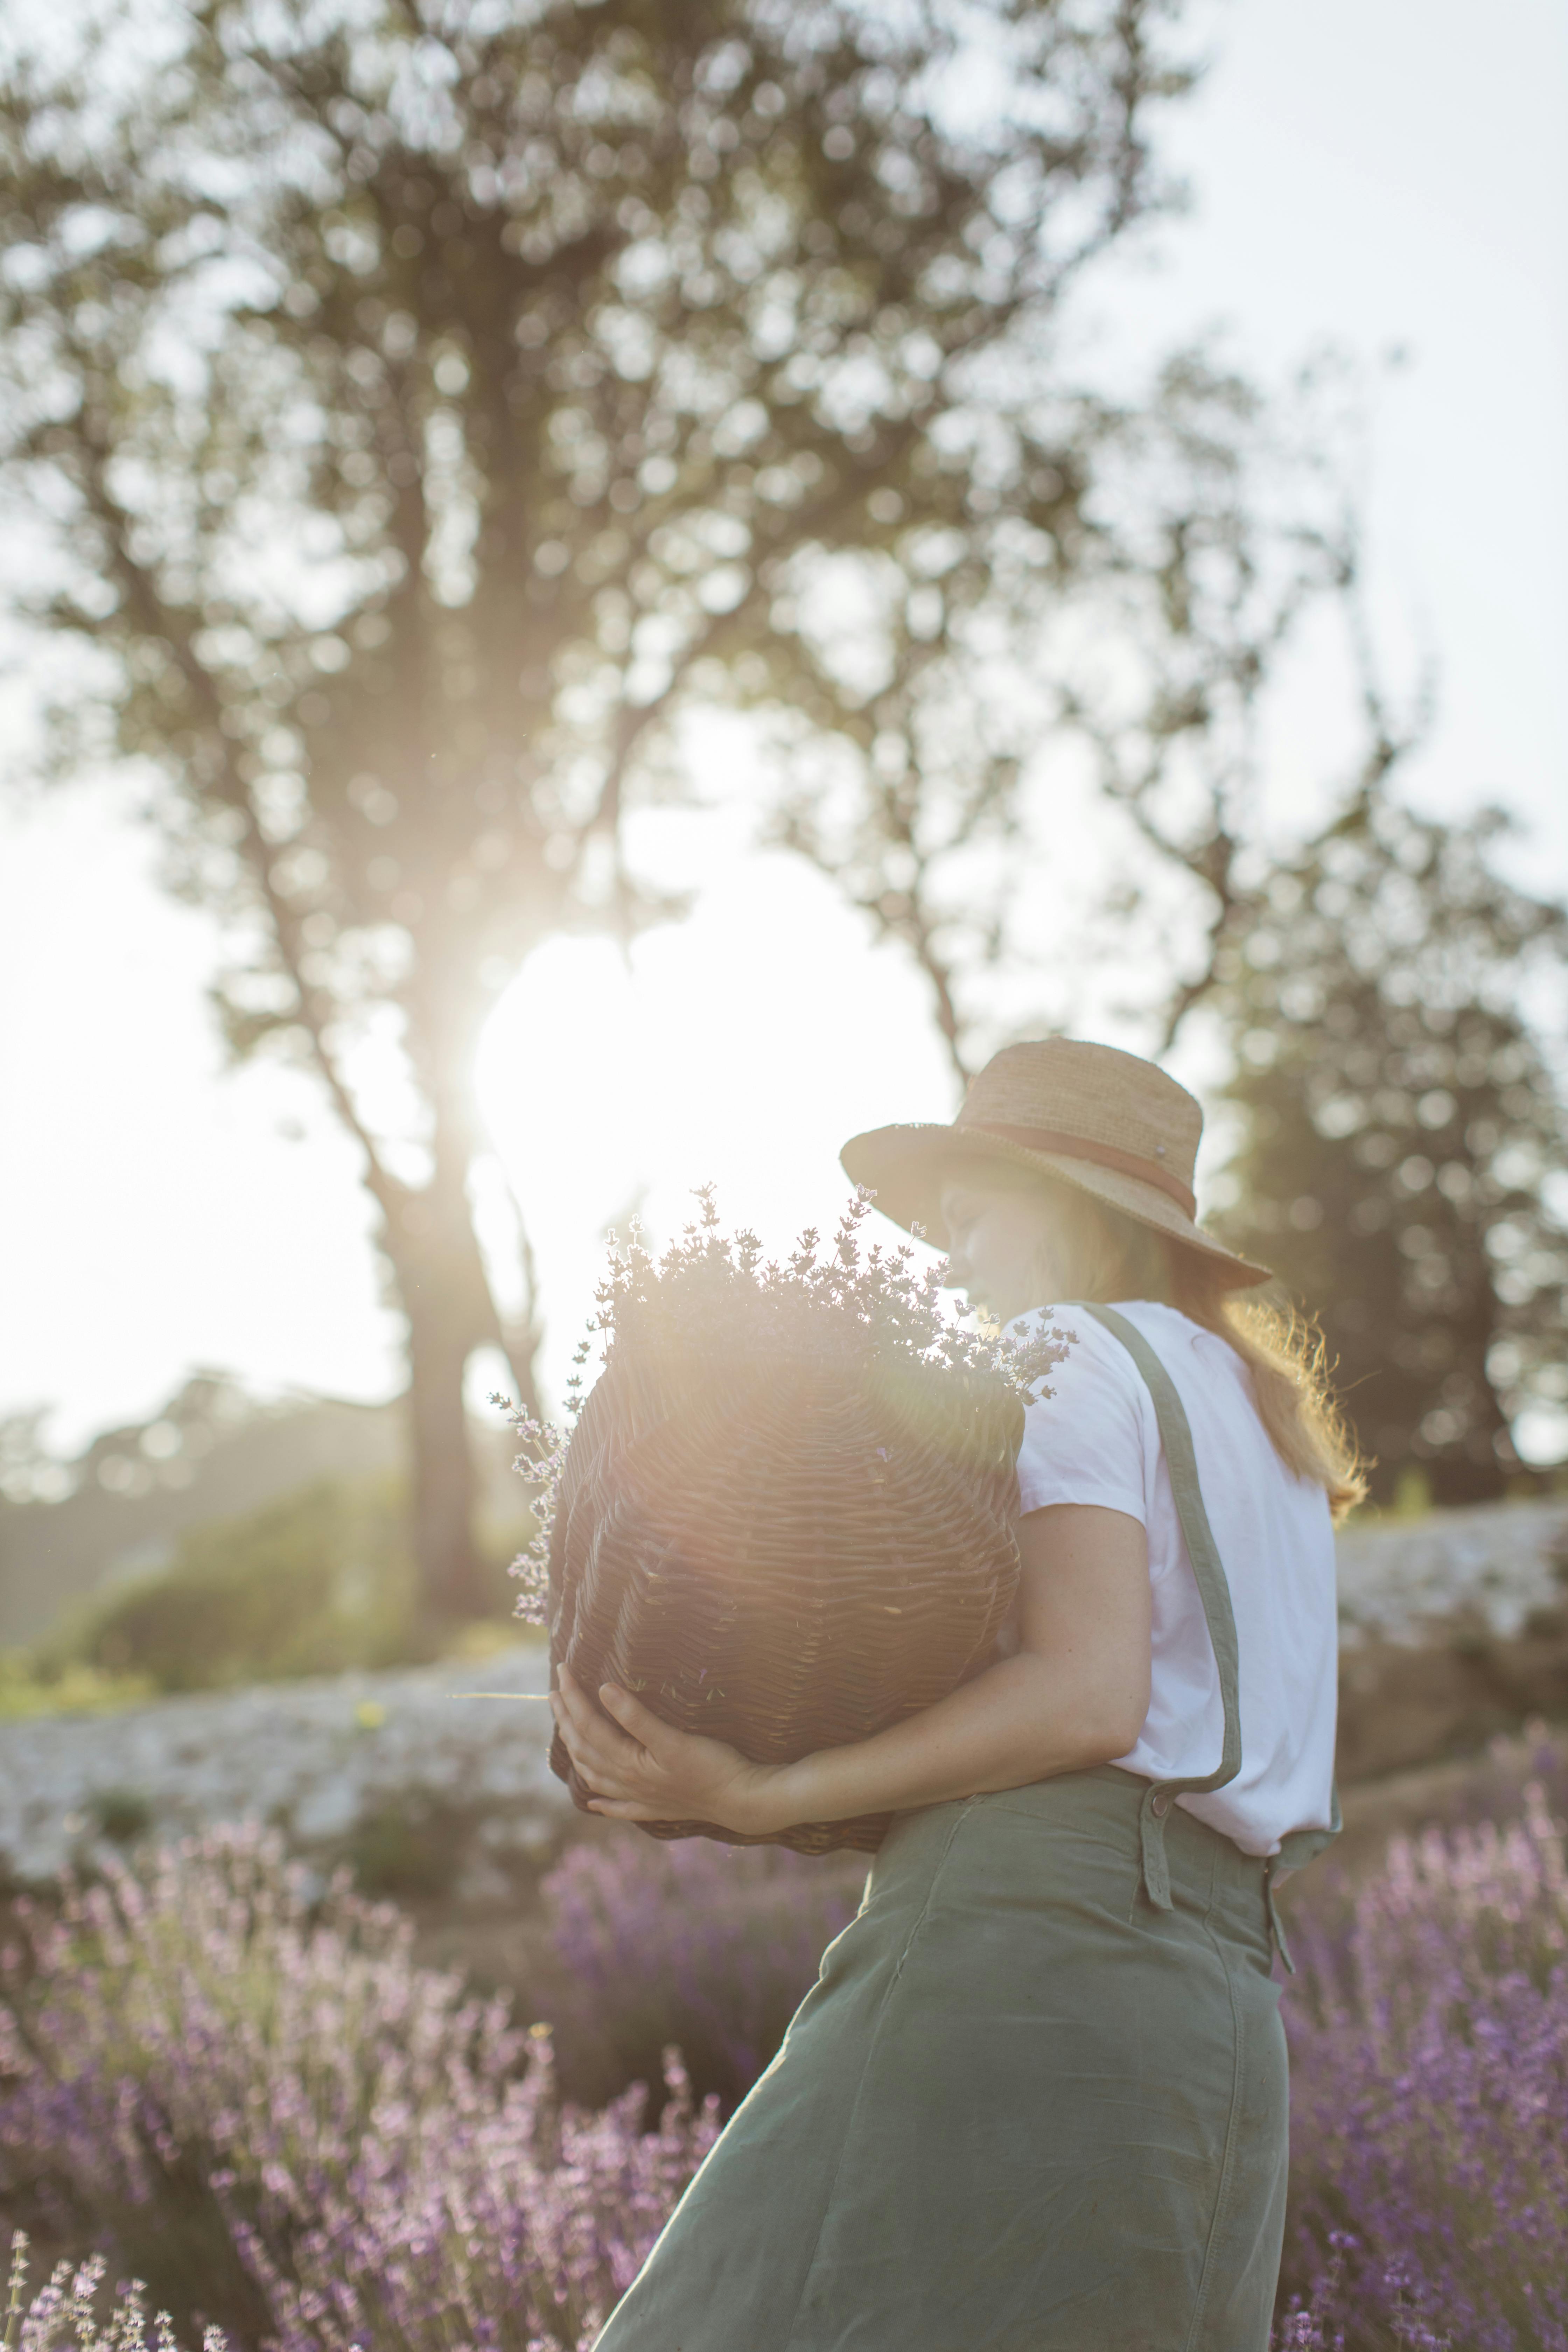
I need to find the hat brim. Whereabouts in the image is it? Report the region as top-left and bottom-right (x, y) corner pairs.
(839, 1123), (1273, 1291)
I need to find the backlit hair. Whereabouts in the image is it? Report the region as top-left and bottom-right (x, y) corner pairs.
(959, 1162), (1367, 1521)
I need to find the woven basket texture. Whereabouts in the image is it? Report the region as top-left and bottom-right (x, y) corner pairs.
(547, 1337), (1024, 1854)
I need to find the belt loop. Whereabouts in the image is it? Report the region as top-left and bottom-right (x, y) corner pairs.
(1139, 1784), (1174, 1911)
(1263, 1858), (1295, 1976)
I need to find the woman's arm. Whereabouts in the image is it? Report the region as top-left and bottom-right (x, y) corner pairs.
(550, 1504), (1152, 1837)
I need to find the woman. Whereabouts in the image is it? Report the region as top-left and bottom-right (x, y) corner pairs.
(552, 1037), (1362, 2352)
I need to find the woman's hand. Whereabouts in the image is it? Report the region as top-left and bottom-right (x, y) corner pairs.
(551, 1665), (785, 1836)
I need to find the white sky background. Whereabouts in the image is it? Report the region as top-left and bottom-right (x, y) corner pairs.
(1, 0), (1564, 1454)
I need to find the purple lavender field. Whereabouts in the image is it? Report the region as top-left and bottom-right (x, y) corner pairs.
(1277, 1783), (1568, 2350)
(4, 1774), (1567, 2352)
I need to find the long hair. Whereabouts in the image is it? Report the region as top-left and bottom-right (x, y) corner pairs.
(1010, 1170), (1368, 1522)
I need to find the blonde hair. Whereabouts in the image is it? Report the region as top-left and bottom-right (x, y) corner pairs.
(994, 1167), (1368, 1522)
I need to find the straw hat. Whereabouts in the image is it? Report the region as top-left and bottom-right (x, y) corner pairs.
(840, 1037), (1271, 1290)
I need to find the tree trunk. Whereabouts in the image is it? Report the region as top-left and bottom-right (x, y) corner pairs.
(402, 1266), (490, 1623)
(380, 1158), (535, 1625)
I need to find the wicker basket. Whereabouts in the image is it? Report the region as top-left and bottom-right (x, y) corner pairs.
(547, 1334), (1025, 1854)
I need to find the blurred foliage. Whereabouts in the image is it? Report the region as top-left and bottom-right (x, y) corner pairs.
(0, 0), (1219, 1619)
(27, 1475), (523, 1697)
(0, 1405), (71, 1507)
(88, 1788), (157, 1847)
(0, 1656), (156, 1724)
(1208, 797), (1568, 1505)
(1013, 412), (1568, 1494)
(537, 1831), (868, 2114)
(342, 1795), (475, 1903)
(0, 1372), (418, 1657)
(37, 1476), (421, 1691)
(774, 346), (1363, 1081)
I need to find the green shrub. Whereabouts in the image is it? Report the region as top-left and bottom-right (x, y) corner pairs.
(341, 1797), (472, 1902)
(39, 1476), (428, 1693)
(0, 1655), (153, 1722)
(89, 1789), (154, 1847)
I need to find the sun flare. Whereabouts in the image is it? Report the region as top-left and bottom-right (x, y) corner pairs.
(474, 859), (957, 1407)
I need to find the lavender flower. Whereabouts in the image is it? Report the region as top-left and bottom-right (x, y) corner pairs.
(1280, 1785), (1568, 2348)
(4, 2233), (224, 2352)
(8, 1780), (1563, 2350)
(541, 1830), (864, 2109)
(0, 1827), (715, 2350)
(497, 1184), (1072, 1622)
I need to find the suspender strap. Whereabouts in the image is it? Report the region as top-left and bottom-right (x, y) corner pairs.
(1264, 1788), (1344, 1974)
(1074, 1304), (1337, 1968)
(1274, 1786), (1343, 1874)
(1079, 1305), (1242, 1918)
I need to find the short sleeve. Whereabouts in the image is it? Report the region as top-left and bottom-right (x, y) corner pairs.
(1009, 1306), (1153, 1524)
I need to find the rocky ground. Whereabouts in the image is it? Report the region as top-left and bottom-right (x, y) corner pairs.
(0, 1639), (566, 1904)
(1334, 1496), (1568, 1777)
(1333, 1494), (1568, 1643)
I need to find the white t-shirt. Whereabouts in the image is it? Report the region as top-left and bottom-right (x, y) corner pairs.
(1008, 1298), (1338, 1859)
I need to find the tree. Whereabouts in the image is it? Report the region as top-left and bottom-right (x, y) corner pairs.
(1203, 795), (1568, 1504)
(771, 346), (1359, 1082)
(1053, 488), (1568, 1498)
(772, 360), (1568, 1498)
(0, 0), (1198, 1616)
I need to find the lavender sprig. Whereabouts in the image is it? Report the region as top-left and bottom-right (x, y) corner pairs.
(4, 2235), (223, 2352)
(496, 1187), (1072, 1624)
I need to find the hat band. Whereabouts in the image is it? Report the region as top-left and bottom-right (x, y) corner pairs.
(962, 1121), (1198, 1219)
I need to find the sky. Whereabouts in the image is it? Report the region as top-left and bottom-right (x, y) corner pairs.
(2, 0), (1564, 1455)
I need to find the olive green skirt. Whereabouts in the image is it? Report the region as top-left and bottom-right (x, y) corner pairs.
(593, 1768), (1289, 2352)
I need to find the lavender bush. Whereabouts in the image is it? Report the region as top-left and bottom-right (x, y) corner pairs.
(1272, 2236), (1451, 2351)
(1280, 1784), (1568, 2348)
(6, 1784), (1568, 2351)
(224, 2049), (715, 2352)
(0, 1827), (716, 2348)
(540, 1833), (866, 2110)
(5, 2233), (225, 2352)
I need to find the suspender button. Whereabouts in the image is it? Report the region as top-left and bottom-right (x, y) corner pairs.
(1150, 1791), (1171, 1818)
